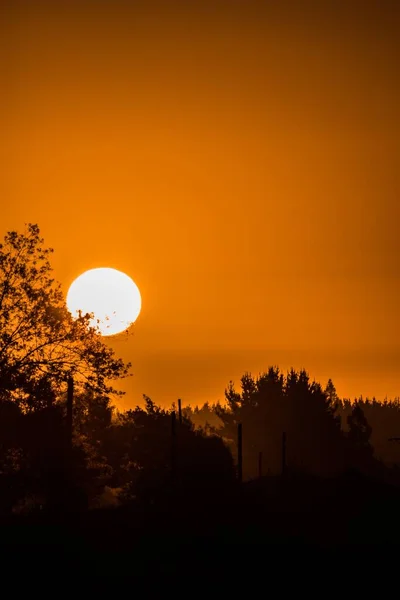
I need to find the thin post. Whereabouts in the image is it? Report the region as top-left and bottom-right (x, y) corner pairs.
(66, 376), (74, 447)
(258, 451), (262, 479)
(237, 423), (243, 484)
(171, 410), (176, 480)
(178, 398), (182, 425)
(281, 431), (287, 477)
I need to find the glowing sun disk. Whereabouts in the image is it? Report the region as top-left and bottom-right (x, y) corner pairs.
(66, 268), (141, 336)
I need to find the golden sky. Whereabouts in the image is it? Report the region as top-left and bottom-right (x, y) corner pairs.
(1, 0), (399, 407)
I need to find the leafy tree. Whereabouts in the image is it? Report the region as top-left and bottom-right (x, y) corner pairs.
(0, 399), (90, 514)
(345, 403), (376, 473)
(337, 397), (400, 468)
(103, 396), (235, 503)
(284, 369), (343, 475)
(324, 378), (340, 411)
(0, 224), (130, 409)
(183, 402), (223, 430)
(347, 403), (372, 447)
(215, 367), (345, 479)
(215, 367), (286, 478)
(0, 224), (132, 512)
(70, 390), (116, 498)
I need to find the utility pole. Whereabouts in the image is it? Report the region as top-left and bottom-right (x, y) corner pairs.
(66, 375), (74, 448)
(237, 423), (243, 484)
(171, 410), (177, 481)
(281, 431), (287, 477)
(178, 398), (182, 425)
(64, 375), (75, 511)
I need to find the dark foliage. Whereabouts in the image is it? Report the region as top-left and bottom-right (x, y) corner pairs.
(2, 224), (400, 574)
(100, 396), (235, 504)
(214, 367), (346, 478)
(0, 224), (131, 408)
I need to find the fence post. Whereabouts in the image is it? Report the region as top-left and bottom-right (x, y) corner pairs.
(281, 431), (287, 477)
(178, 398), (182, 425)
(237, 423), (243, 484)
(66, 375), (74, 448)
(171, 410), (177, 481)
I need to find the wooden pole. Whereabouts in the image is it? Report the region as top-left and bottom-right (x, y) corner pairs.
(258, 451), (263, 479)
(66, 376), (74, 447)
(281, 431), (287, 477)
(237, 423), (243, 484)
(178, 398), (182, 425)
(171, 410), (176, 480)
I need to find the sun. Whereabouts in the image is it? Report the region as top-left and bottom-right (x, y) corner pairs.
(66, 268), (141, 336)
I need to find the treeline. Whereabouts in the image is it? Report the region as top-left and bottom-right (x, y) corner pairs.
(1, 225), (400, 517)
(338, 398), (400, 466)
(185, 369), (400, 479)
(1, 366), (400, 516)
(0, 391), (235, 514)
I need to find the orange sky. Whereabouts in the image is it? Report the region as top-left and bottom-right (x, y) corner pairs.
(1, 0), (399, 408)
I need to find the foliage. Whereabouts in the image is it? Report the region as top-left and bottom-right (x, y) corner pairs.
(215, 367), (344, 478)
(183, 402), (223, 431)
(0, 224), (130, 408)
(1, 222), (400, 514)
(347, 403), (372, 447)
(337, 397), (400, 468)
(0, 399), (90, 513)
(100, 396), (235, 503)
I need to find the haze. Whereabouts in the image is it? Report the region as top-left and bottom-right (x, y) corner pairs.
(1, 0), (399, 408)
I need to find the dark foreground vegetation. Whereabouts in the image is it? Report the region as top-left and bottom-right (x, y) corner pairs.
(1, 225), (400, 579)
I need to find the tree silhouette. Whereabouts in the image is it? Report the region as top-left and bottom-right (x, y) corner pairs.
(0, 224), (130, 408)
(215, 367), (345, 479)
(215, 367), (286, 478)
(337, 397), (400, 468)
(345, 402), (376, 474)
(1, 225), (400, 521)
(325, 378), (340, 411)
(347, 404), (372, 447)
(102, 396), (235, 504)
(183, 402), (223, 430)
(284, 369), (344, 475)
